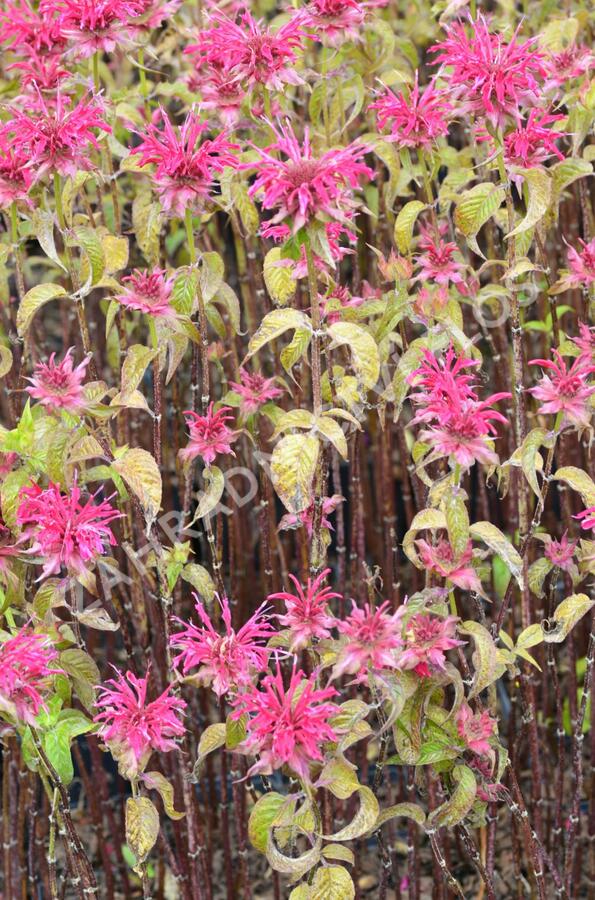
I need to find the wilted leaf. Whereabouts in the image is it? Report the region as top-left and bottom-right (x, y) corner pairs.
(507, 168), (551, 238)
(460, 621), (502, 698)
(192, 723), (226, 779)
(322, 787), (379, 841)
(142, 771), (185, 820)
(428, 765), (476, 828)
(553, 467), (595, 507)
(191, 466), (224, 522)
(543, 593), (594, 644)
(126, 796), (160, 867)
(403, 508), (447, 567)
(310, 866), (355, 900)
(0, 344), (12, 379)
(455, 183), (505, 257)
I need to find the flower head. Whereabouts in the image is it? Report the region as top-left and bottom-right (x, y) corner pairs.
(17, 480), (121, 578)
(231, 666), (339, 780)
(565, 238), (595, 288)
(0, 0), (65, 53)
(502, 109), (566, 168)
(186, 10), (307, 91)
(8, 48), (70, 92)
(430, 15), (546, 126)
(413, 232), (467, 297)
(0, 134), (34, 208)
(170, 595), (274, 696)
(334, 600), (402, 680)
(26, 348), (89, 413)
(269, 568), (339, 650)
(187, 63), (246, 127)
(529, 350), (595, 428)
(229, 368), (285, 416)
(247, 121), (373, 233)
(370, 74), (452, 148)
(0, 627), (60, 725)
(397, 613), (463, 677)
(131, 108), (238, 217)
(416, 538), (484, 595)
(41, 0), (144, 56)
(542, 532), (578, 572)
(278, 494), (344, 537)
(574, 507), (595, 531)
(303, 0), (366, 46)
(456, 702), (496, 756)
(116, 268), (175, 318)
(544, 43), (593, 92)
(180, 403), (239, 466)
(94, 669), (185, 776)
(4, 91), (109, 180)
(408, 347), (510, 468)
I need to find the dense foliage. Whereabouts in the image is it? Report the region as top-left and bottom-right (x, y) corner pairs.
(0, 0), (593, 897)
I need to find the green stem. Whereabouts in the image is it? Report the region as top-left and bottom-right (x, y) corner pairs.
(92, 52), (100, 93)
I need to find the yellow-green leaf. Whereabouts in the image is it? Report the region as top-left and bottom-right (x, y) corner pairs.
(310, 866), (355, 900)
(248, 792), (287, 853)
(469, 521), (524, 590)
(125, 796), (160, 867)
(322, 787), (379, 841)
(543, 593), (594, 644)
(394, 200), (426, 254)
(142, 771), (185, 820)
(507, 168), (551, 238)
(17, 284), (67, 336)
(271, 433), (320, 513)
(263, 248), (297, 305)
(553, 466), (595, 507)
(113, 448), (162, 526)
(327, 322), (380, 390)
(191, 466), (224, 522)
(245, 309), (309, 361)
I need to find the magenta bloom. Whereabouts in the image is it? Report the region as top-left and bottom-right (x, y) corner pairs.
(180, 403), (239, 466)
(0, 0), (65, 53)
(263, 220), (356, 278)
(543, 532), (577, 572)
(131, 108), (238, 217)
(17, 481), (121, 579)
(4, 91), (110, 181)
(502, 109), (566, 169)
(247, 121), (373, 233)
(41, 0), (144, 56)
(565, 238), (595, 288)
(116, 268), (174, 318)
(229, 368), (285, 417)
(416, 539), (484, 595)
(0, 627), (60, 725)
(187, 63), (246, 128)
(8, 48), (70, 93)
(529, 350), (595, 429)
(574, 507), (595, 531)
(0, 135), (34, 209)
(397, 613), (463, 678)
(574, 323), (595, 356)
(413, 234), (467, 298)
(430, 15), (546, 126)
(26, 348), (89, 413)
(409, 347), (510, 468)
(303, 0), (366, 46)
(544, 44), (593, 92)
(186, 10), (307, 91)
(171, 595), (273, 696)
(334, 601), (402, 680)
(456, 703), (496, 756)
(370, 74), (452, 149)
(269, 568), (339, 651)
(94, 669), (185, 775)
(278, 494), (344, 537)
(231, 666), (339, 780)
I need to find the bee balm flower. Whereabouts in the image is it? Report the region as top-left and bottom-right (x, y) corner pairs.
(228, 368), (285, 417)
(231, 666), (339, 781)
(94, 669), (185, 776)
(269, 568), (339, 651)
(0, 627), (60, 725)
(180, 404), (239, 466)
(26, 348), (89, 413)
(456, 702), (496, 756)
(170, 595), (274, 696)
(334, 601), (402, 680)
(529, 350), (595, 429)
(397, 613), (463, 677)
(370, 74), (452, 148)
(115, 268), (175, 318)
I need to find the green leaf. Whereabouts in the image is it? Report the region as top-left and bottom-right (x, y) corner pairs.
(553, 467), (595, 507)
(181, 564), (216, 602)
(460, 621), (502, 698)
(248, 792), (286, 853)
(519, 428), (548, 498)
(113, 448), (162, 527)
(245, 309), (309, 361)
(469, 521), (524, 590)
(322, 787), (379, 841)
(125, 796), (160, 867)
(192, 723), (226, 779)
(543, 594), (594, 644)
(310, 866), (355, 900)
(59, 648), (100, 712)
(263, 248), (297, 305)
(17, 284), (67, 336)
(43, 729), (74, 785)
(454, 183), (505, 257)
(225, 713), (246, 750)
(271, 433), (320, 513)
(507, 168), (551, 238)
(73, 226), (105, 288)
(132, 190), (161, 265)
(172, 268), (198, 317)
(429, 765), (476, 828)
(142, 771), (185, 820)
(327, 322), (380, 390)
(280, 327), (312, 376)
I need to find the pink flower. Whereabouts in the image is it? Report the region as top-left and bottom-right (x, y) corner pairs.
(17, 480), (121, 579)
(430, 15), (546, 126)
(171, 595), (273, 696)
(116, 268), (175, 318)
(397, 613), (463, 677)
(303, 0), (366, 46)
(503, 110), (566, 168)
(565, 238), (595, 288)
(131, 108), (239, 217)
(320, 285), (364, 323)
(574, 322), (595, 356)
(416, 538), (484, 595)
(231, 666), (339, 780)
(409, 347), (510, 468)
(187, 63), (246, 128)
(26, 348), (89, 413)
(574, 507), (595, 531)
(94, 669), (185, 775)
(542, 532), (577, 572)
(0, 627), (60, 725)
(180, 404), (239, 466)
(544, 44), (593, 92)
(529, 350), (595, 428)
(247, 121), (373, 233)
(278, 494), (344, 537)
(456, 702), (496, 756)
(186, 10), (307, 91)
(334, 601), (402, 680)
(8, 48), (70, 93)
(269, 568), (339, 651)
(41, 0), (144, 56)
(0, 0), (65, 53)
(4, 91), (110, 180)
(127, 0), (181, 34)
(413, 233), (467, 297)
(229, 368), (285, 416)
(0, 135), (34, 208)
(370, 74), (452, 149)
(263, 221), (356, 276)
